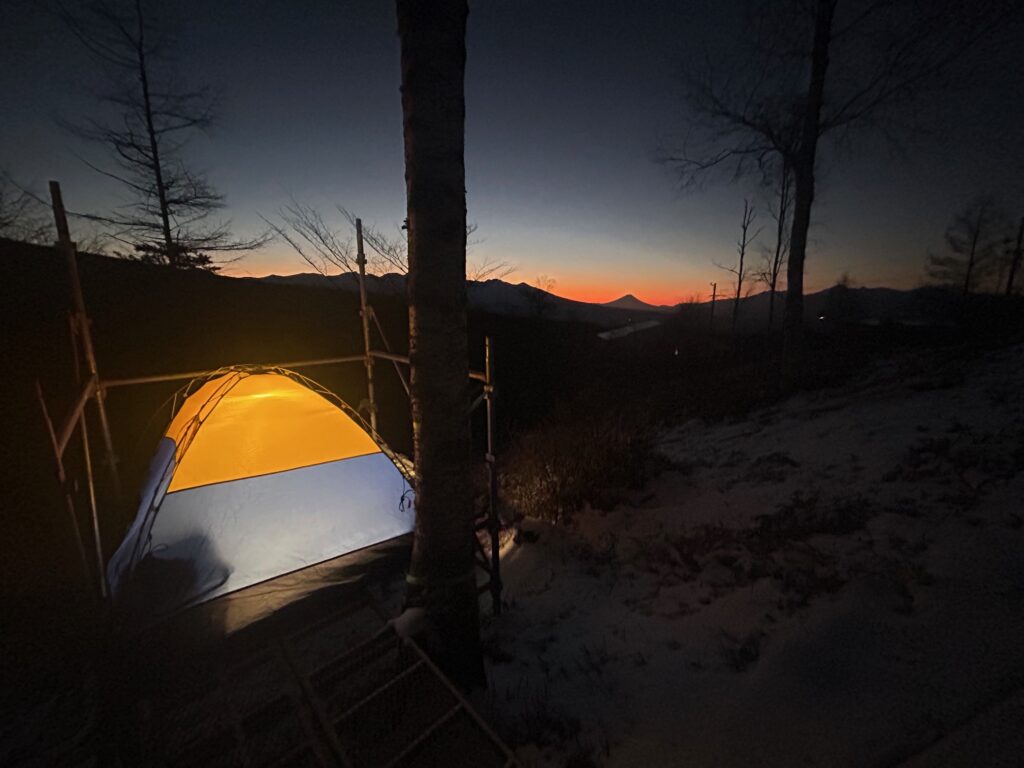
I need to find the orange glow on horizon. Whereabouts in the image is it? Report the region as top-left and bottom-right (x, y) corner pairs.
(228, 253), (705, 308)
(551, 281), (704, 307)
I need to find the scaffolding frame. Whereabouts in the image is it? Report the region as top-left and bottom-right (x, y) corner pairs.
(36, 181), (503, 615)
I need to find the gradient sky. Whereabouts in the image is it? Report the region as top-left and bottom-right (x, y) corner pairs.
(3, 0), (1022, 305)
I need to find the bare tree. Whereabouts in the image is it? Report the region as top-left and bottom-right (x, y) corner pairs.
(396, 0), (484, 687)
(467, 254), (515, 282)
(1004, 216), (1023, 296)
(755, 164), (792, 328)
(338, 208), (503, 277)
(826, 271), (857, 322)
(709, 280), (718, 329)
(267, 201), (512, 282)
(61, 0), (266, 269)
(525, 274), (557, 318)
(926, 197), (1007, 302)
(664, 0), (1016, 380)
(717, 199), (761, 332)
(0, 173), (53, 244)
(263, 201), (358, 277)
(338, 207), (411, 274)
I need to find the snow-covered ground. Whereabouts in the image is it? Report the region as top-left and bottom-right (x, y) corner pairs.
(480, 344), (1024, 767)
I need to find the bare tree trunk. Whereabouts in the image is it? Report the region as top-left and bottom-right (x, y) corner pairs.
(732, 284), (742, 331)
(732, 258), (743, 333)
(133, 0), (175, 266)
(962, 211), (984, 303)
(768, 165), (791, 330)
(1004, 216), (1022, 296)
(396, 0), (483, 688)
(732, 199), (756, 333)
(782, 0), (835, 387)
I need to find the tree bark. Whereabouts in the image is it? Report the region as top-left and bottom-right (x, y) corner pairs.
(396, 0), (483, 688)
(782, 0), (836, 387)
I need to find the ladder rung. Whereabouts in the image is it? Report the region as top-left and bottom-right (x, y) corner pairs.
(381, 703), (463, 768)
(332, 659), (426, 725)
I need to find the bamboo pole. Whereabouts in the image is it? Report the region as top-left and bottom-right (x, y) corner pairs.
(36, 381), (97, 604)
(49, 181), (121, 498)
(100, 355), (367, 389)
(70, 316), (107, 599)
(370, 309), (411, 397)
(78, 398), (106, 598)
(369, 349), (410, 365)
(56, 377), (97, 459)
(484, 336), (501, 615)
(356, 219), (378, 433)
(100, 350), (485, 392)
(368, 349), (485, 381)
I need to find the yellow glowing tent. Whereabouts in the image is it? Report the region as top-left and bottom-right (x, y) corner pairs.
(107, 368), (414, 617)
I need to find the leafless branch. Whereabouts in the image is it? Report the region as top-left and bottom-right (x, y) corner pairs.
(0, 173), (54, 244)
(467, 255), (516, 281)
(58, 0), (264, 269)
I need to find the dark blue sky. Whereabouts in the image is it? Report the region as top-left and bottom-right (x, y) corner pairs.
(3, 0), (1022, 303)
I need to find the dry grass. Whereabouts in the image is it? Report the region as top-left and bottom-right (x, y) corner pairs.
(499, 408), (654, 524)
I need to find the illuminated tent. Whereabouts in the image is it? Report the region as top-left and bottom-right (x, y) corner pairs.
(107, 368), (415, 619)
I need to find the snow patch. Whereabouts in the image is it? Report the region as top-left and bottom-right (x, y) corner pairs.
(482, 344), (1024, 766)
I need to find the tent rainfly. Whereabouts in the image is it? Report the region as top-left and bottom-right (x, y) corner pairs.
(107, 368), (415, 618)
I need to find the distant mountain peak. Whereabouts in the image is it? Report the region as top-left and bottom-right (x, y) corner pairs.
(601, 294), (673, 313)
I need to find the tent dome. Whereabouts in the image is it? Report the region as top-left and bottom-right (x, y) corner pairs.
(107, 368), (414, 618)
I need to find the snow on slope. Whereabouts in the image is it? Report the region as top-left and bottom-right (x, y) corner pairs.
(478, 344), (1024, 767)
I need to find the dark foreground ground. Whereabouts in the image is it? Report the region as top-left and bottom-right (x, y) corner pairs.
(482, 342), (1024, 765)
(2, 237), (1021, 764)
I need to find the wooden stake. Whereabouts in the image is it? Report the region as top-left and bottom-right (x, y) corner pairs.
(49, 181), (122, 498)
(355, 218), (378, 433)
